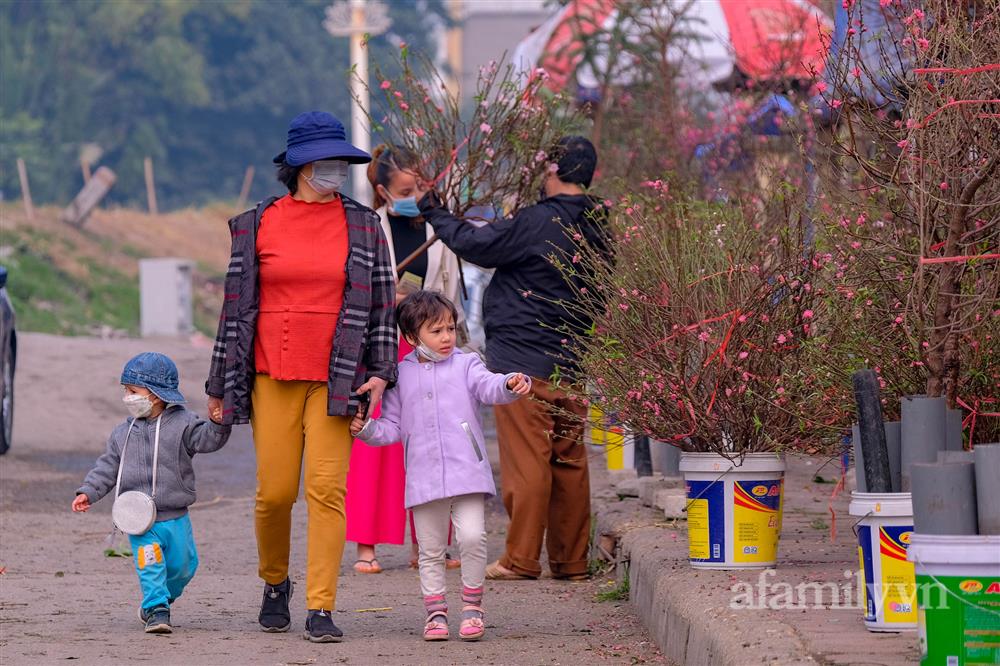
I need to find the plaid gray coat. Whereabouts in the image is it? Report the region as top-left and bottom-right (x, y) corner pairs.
(206, 194), (398, 424)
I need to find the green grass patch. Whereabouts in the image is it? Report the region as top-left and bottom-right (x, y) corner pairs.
(595, 574), (630, 602)
(2, 228), (139, 335)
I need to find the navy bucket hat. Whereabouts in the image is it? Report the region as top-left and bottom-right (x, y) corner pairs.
(121, 352), (186, 404)
(273, 111), (372, 167)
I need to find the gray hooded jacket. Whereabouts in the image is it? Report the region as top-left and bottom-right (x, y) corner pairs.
(77, 405), (231, 521)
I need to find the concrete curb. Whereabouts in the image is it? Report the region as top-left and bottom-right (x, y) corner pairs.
(592, 457), (920, 665)
(594, 500), (816, 665)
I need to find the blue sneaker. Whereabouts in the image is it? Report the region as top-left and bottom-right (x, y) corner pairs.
(138, 598), (175, 625)
(144, 606), (172, 634)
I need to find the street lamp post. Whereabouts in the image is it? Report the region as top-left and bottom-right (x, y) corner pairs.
(325, 0), (392, 205)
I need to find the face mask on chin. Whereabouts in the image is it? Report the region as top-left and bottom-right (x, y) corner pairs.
(416, 340), (451, 363)
(305, 160), (349, 195)
(123, 393), (154, 419)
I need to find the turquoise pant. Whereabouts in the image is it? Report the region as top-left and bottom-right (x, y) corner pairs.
(128, 514), (199, 611)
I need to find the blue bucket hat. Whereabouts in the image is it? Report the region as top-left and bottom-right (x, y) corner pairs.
(121, 352), (186, 404)
(273, 111), (372, 167)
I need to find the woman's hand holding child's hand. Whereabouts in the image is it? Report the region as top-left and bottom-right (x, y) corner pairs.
(207, 396), (223, 424)
(507, 373), (531, 396)
(72, 494), (91, 512)
(350, 413), (366, 437)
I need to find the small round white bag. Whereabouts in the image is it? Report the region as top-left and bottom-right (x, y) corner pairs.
(111, 415), (161, 536)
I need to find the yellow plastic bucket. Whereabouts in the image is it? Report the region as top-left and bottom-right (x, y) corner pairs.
(680, 452), (785, 569)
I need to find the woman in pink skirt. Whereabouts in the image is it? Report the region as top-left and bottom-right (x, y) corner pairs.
(345, 338), (412, 572)
(345, 145), (466, 573)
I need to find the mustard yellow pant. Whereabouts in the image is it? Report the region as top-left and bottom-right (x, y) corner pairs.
(250, 374), (352, 610)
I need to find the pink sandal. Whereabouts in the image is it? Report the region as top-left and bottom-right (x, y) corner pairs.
(423, 612), (449, 641)
(459, 605), (485, 641)
(422, 594), (449, 641)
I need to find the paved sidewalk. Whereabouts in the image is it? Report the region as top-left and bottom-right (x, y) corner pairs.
(593, 454), (921, 665)
(0, 333), (664, 665)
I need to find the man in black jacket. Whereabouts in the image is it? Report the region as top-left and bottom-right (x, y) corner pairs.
(416, 136), (608, 580)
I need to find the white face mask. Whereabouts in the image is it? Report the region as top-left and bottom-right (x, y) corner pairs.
(416, 341), (451, 363)
(305, 160), (349, 195)
(123, 393), (154, 419)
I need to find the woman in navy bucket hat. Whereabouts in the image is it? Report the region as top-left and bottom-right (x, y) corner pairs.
(273, 111), (372, 166)
(206, 110), (397, 643)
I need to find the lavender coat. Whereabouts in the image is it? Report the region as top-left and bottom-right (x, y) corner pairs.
(357, 349), (524, 508)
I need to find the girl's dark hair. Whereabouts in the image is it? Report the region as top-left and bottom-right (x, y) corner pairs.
(396, 290), (457, 340)
(276, 161), (303, 194)
(367, 144), (421, 210)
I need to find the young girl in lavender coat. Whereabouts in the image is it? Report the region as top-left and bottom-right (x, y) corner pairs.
(351, 290), (530, 642)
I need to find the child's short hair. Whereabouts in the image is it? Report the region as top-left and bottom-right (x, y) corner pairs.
(397, 290), (457, 340)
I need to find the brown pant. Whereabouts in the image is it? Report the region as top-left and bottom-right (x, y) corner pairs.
(494, 378), (590, 578)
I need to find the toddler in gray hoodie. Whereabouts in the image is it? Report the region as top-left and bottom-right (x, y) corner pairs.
(73, 352), (230, 634)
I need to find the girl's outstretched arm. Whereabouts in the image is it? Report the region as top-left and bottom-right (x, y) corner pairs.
(355, 387), (403, 445)
(466, 354), (530, 405)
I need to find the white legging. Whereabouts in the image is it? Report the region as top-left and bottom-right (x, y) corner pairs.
(411, 493), (487, 598)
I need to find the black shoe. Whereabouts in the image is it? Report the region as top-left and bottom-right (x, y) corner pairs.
(144, 606), (172, 634)
(139, 600), (176, 625)
(259, 578), (293, 632)
(303, 609), (343, 643)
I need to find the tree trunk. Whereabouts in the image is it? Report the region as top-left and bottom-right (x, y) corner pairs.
(923, 156), (998, 400)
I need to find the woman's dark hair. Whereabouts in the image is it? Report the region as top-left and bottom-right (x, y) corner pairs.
(552, 135), (597, 188)
(276, 161), (303, 195)
(396, 290), (458, 340)
(367, 144), (421, 210)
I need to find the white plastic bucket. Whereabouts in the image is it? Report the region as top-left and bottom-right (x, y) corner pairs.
(907, 534), (1000, 665)
(679, 452), (785, 569)
(848, 492), (917, 632)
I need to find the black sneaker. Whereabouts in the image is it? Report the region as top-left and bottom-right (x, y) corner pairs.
(303, 609), (343, 643)
(138, 601), (175, 625)
(259, 578), (293, 632)
(144, 606), (172, 634)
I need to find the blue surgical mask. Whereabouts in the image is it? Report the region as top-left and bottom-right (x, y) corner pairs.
(389, 194), (421, 218)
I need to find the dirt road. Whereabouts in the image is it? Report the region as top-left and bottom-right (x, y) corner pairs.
(0, 333), (662, 665)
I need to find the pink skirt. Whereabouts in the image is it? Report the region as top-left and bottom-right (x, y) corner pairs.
(345, 337), (413, 545)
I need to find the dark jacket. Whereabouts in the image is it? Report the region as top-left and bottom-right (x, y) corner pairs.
(77, 405), (231, 522)
(206, 194), (398, 423)
(418, 192), (609, 380)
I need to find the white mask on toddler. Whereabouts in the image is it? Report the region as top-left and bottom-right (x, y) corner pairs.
(123, 393), (154, 419)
